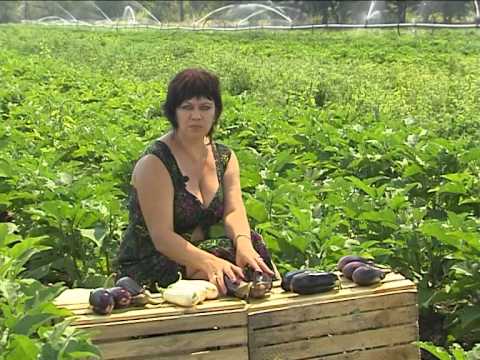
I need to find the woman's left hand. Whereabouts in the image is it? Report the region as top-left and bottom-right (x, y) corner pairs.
(235, 241), (275, 276)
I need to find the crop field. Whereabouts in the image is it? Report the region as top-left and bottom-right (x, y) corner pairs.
(0, 25), (479, 358)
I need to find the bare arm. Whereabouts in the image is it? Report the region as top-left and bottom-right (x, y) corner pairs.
(133, 154), (211, 269)
(133, 154), (243, 292)
(222, 151), (251, 246)
(222, 151), (274, 275)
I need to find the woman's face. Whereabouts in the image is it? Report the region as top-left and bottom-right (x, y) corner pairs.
(175, 97), (216, 137)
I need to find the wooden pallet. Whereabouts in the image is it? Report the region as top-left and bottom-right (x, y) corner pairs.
(247, 272), (420, 360)
(55, 272), (419, 359)
(55, 291), (249, 359)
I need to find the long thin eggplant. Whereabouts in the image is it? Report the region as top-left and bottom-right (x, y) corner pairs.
(280, 269), (313, 291)
(289, 271), (339, 294)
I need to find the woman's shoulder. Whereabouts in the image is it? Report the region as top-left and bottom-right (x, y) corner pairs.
(133, 139), (175, 177)
(140, 137), (176, 165)
(214, 141), (232, 157)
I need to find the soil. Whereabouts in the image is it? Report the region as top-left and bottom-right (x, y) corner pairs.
(419, 310), (447, 360)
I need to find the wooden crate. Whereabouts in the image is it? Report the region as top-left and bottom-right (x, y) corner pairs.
(55, 290), (249, 359)
(55, 271), (419, 360)
(247, 272), (420, 360)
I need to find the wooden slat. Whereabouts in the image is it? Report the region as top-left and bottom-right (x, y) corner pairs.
(157, 346), (248, 360)
(253, 324), (418, 360)
(248, 279), (416, 313)
(54, 288), (92, 306)
(54, 273), (404, 309)
(99, 326), (247, 359)
(70, 297), (246, 326)
(120, 346), (249, 360)
(321, 343), (420, 360)
(253, 305), (417, 347)
(77, 309), (247, 341)
(250, 291), (417, 329)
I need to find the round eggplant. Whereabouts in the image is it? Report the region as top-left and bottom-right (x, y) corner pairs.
(89, 288), (115, 315)
(224, 275), (251, 300)
(342, 261), (369, 280)
(115, 276), (144, 296)
(108, 286), (132, 308)
(249, 282), (270, 298)
(249, 273), (273, 298)
(336, 255), (373, 271)
(352, 265), (386, 286)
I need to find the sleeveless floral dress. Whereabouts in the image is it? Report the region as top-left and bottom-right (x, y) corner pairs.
(116, 139), (274, 289)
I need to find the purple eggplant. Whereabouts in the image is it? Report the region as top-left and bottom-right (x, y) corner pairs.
(89, 288), (115, 315)
(249, 271), (273, 298)
(281, 269), (314, 291)
(352, 265), (386, 286)
(289, 271), (338, 294)
(115, 276), (144, 296)
(224, 275), (252, 300)
(336, 255), (373, 271)
(342, 261), (369, 280)
(108, 287), (132, 308)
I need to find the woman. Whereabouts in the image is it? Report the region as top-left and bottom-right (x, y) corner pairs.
(117, 68), (278, 295)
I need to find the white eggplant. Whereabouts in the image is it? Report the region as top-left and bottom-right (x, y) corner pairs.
(170, 280), (219, 300)
(162, 285), (206, 307)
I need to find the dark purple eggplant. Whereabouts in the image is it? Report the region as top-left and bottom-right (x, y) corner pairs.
(342, 261), (369, 280)
(352, 265), (386, 286)
(290, 271), (339, 295)
(238, 266), (273, 299)
(108, 287), (132, 308)
(224, 275), (251, 300)
(249, 271), (272, 298)
(115, 276), (144, 296)
(89, 288), (115, 315)
(281, 269), (313, 291)
(336, 255), (373, 271)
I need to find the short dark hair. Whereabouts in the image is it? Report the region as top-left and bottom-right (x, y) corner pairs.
(163, 68), (223, 138)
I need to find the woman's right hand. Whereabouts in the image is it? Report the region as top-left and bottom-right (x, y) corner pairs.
(198, 255), (245, 295)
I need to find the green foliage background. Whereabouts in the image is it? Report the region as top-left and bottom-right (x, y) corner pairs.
(0, 25), (479, 354)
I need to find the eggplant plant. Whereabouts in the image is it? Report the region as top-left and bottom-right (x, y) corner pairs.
(0, 223), (100, 359)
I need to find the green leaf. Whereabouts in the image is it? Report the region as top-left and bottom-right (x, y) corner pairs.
(346, 176), (376, 198)
(403, 163), (424, 177)
(432, 182), (467, 195)
(289, 207), (312, 232)
(0, 279), (20, 304)
(22, 280), (66, 311)
(273, 150), (293, 173)
(11, 313), (57, 336)
(420, 221), (461, 248)
(58, 172), (73, 185)
(5, 334), (39, 360)
(0, 223), (8, 246)
(417, 341), (452, 360)
(240, 167), (262, 188)
(359, 209), (397, 227)
(64, 338), (101, 359)
(459, 197), (480, 205)
(450, 343), (468, 360)
(0, 159), (13, 178)
(461, 147), (480, 163)
(388, 194), (408, 210)
(80, 227), (106, 248)
(245, 197), (268, 223)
